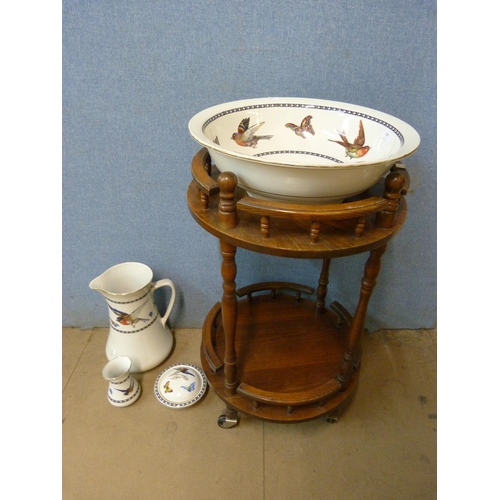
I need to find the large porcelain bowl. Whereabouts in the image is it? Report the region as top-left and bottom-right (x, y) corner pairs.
(188, 97), (420, 203)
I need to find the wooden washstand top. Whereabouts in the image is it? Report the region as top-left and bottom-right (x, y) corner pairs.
(187, 148), (408, 259)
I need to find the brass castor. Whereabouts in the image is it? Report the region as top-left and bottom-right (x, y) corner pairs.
(217, 414), (239, 429)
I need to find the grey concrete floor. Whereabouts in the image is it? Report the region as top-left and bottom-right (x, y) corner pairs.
(62, 327), (436, 499)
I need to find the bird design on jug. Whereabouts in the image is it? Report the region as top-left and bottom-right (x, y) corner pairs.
(328, 119), (371, 159)
(112, 380), (135, 396)
(285, 115), (315, 138)
(107, 300), (153, 328)
(231, 117), (273, 148)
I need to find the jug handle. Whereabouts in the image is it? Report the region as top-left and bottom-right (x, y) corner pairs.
(152, 279), (176, 328)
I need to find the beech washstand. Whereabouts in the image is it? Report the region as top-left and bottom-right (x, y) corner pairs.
(187, 148), (409, 428)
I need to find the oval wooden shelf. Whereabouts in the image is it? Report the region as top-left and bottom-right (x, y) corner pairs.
(200, 292), (356, 423)
(236, 378), (342, 406)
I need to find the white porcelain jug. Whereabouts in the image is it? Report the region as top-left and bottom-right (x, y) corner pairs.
(89, 262), (176, 373)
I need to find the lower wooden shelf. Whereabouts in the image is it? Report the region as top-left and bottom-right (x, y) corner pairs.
(200, 290), (359, 424)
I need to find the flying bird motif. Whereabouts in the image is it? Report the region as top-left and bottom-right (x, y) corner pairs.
(169, 367), (196, 380)
(329, 120), (371, 159)
(108, 301), (152, 328)
(231, 117), (273, 148)
(115, 380), (135, 396)
(285, 115), (315, 138)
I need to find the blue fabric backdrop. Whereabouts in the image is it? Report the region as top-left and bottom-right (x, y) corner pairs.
(62, 0), (436, 330)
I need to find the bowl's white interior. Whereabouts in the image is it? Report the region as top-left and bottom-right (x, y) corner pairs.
(190, 98), (419, 168)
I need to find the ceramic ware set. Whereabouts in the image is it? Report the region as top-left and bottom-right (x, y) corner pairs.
(90, 262), (206, 408)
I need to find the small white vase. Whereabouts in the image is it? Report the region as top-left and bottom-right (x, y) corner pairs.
(102, 356), (141, 407)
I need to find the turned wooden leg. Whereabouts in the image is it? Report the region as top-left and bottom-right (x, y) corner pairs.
(316, 258), (331, 312)
(220, 240), (238, 395)
(338, 244), (387, 391)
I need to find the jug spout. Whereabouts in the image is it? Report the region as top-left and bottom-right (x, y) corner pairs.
(88, 262), (154, 297)
(89, 274), (106, 294)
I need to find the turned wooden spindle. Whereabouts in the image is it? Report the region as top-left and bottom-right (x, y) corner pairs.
(191, 149), (219, 208)
(200, 154), (212, 210)
(316, 258), (331, 312)
(260, 216), (270, 238)
(217, 172), (238, 230)
(376, 171), (406, 229)
(310, 220), (320, 243)
(338, 244), (387, 391)
(354, 216), (366, 237)
(200, 190), (209, 209)
(220, 240), (238, 395)
(203, 155), (212, 176)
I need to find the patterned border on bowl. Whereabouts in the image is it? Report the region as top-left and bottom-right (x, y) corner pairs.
(202, 102), (405, 146)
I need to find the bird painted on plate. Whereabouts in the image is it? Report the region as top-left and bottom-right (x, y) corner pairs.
(108, 301), (151, 328)
(176, 367), (195, 377)
(231, 117), (273, 148)
(170, 367), (196, 380)
(285, 115), (315, 138)
(329, 120), (371, 159)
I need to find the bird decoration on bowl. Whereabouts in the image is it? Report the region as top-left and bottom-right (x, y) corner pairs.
(329, 120), (371, 159)
(285, 115), (315, 138)
(231, 117), (273, 148)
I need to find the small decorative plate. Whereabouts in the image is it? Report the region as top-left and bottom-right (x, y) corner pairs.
(154, 363), (207, 408)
